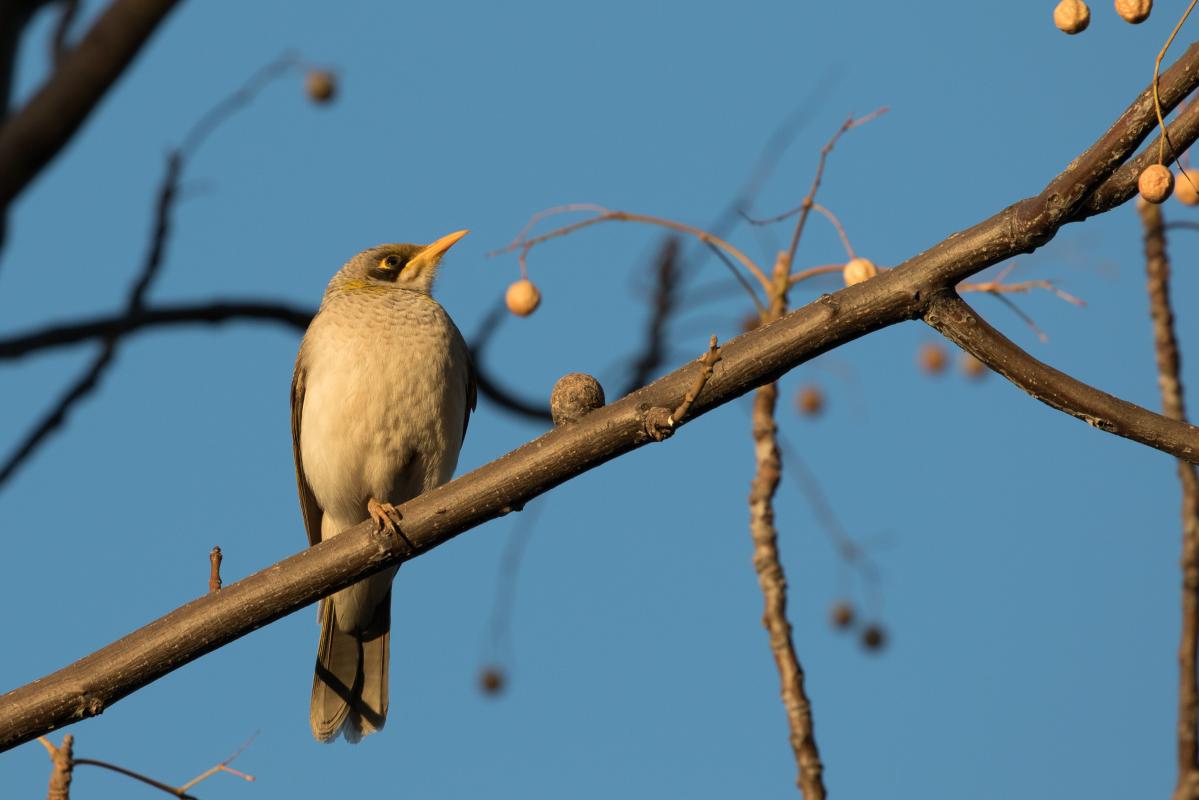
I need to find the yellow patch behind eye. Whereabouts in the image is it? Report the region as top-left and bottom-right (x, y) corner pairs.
(378, 256), (399, 272)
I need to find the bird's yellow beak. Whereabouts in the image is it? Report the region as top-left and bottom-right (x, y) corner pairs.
(408, 229), (469, 278)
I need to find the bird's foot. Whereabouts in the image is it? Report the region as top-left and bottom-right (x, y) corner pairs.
(367, 497), (417, 556)
(367, 498), (403, 535)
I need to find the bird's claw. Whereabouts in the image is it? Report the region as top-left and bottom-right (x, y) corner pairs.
(367, 497), (418, 556)
(368, 498), (403, 536)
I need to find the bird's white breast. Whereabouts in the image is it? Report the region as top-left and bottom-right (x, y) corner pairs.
(298, 290), (468, 537)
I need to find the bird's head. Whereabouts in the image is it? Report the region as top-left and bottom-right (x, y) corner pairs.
(331, 229), (469, 297)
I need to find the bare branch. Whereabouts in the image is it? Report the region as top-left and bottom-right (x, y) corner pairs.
(6, 38), (1199, 751)
(466, 301), (552, 423)
(622, 237), (681, 393)
(43, 734), (72, 800)
(1139, 202), (1199, 800)
(0, 301), (313, 361)
(923, 292), (1199, 461)
(0, 55), (301, 490)
(0, 0), (182, 218)
(749, 254), (825, 798)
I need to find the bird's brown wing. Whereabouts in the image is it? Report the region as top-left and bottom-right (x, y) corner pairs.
(462, 345), (478, 444)
(291, 357), (324, 549)
(450, 316), (477, 444)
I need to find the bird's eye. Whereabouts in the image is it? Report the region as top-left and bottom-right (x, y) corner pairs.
(381, 255), (402, 270)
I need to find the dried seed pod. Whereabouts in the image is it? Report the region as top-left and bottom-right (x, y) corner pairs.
(505, 279), (541, 316)
(1138, 164), (1174, 204)
(479, 667), (505, 695)
(1054, 0), (1090, 33)
(1114, 0), (1151, 23)
(1176, 169), (1199, 206)
(305, 70), (337, 104)
(796, 384), (824, 417)
(551, 372), (606, 425)
(842, 257), (878, 286)
(830, 600), (855, 630)
(861, 623), (887, 652)
(919, 342), (948, 375)
(960, 352), (987, 380)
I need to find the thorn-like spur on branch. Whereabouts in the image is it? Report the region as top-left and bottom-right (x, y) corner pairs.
(924, 292), (1199, 460)
(208, 546), (223, 593)
(7, 39), (1199, 751)
(644, 335), (721, 441)
(0, 0), (182, 217)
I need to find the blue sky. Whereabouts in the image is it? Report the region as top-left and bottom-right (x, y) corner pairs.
(1, 1), (1195, 797)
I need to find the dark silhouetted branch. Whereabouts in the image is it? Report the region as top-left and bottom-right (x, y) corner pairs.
(0, 54), (301, 490)
(0, 0), (181, 215)
(0, 301), (313, 360)
(468, 301), (553, 423)
(622, 236), (680, 394)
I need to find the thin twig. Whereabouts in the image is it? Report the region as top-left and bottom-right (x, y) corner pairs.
(787, 263), (844, 287)
(774, 427), (883, 598)
(208, 546), (223, 592)
(483, 500), (547, 669)
(0, 55), (298, 491)
(72, 758), (197, 799)
(491, 206), (771, 293)
(670, 335), (721, 425)
(748, 254), (825, 799)
(49, 0), (80, 65)
(467, 301), (552, 423)
(623, 237), (681, 394)
(958, 277), (1085, 306)
(1139, 202), (1199, 800)
(1154, 0), (1199, 165)
(740, 108), (886, 275)
(39, 731), (256, 799)
(0, 301), (313, 360)
(810, 203), (854, 259)
(176, 732), (258, 792)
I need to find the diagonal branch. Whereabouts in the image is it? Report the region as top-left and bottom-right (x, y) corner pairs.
(0, 0), (181, 217)
(0, 151), (180, 489)
(6, 37), (1199, 752)
(923, 292), (1199, 460)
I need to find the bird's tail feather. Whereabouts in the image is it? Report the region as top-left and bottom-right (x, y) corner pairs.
(310, 592), (391, 743)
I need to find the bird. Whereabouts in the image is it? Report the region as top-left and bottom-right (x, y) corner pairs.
(290, 230), (476, 742)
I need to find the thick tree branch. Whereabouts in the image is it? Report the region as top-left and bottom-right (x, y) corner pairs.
(6, 38), (1199, 751)
(923, 292), (1199, 460)
(0, 0), (181, 215)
